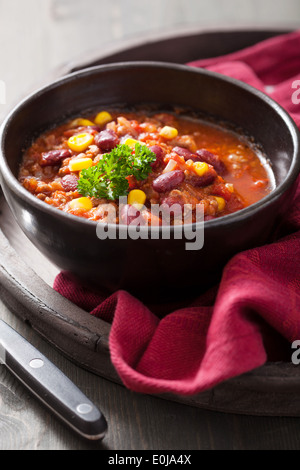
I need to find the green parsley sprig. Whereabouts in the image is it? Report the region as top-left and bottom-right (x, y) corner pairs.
(77, 143), (156, 201)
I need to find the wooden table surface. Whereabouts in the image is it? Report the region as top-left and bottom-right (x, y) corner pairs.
(1, 0), (300, 451)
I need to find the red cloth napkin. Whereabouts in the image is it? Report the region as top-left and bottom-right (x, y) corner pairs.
(54, 30), (300, 395)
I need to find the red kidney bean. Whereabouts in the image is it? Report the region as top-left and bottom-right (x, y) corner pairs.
(120, 204), (145, 226)
(61, 174), (79, 192)
(196, 149), (226, 174)
(85, 125), (101, 135)
(161, 195), (184, 207)
(188, 171), (216, 187)
(149, 145), (164, 169)
(152, 170), (185, 193)
(40, 149), (71, 166)
(87, 125), (101, 132)
(94, 129), (119, 151)
(160, 195), (184, 217)
(173, 146), (196, 161)
(211, 183), (232, 201)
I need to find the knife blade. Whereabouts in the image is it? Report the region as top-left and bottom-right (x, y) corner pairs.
(0, 319), (107, 440)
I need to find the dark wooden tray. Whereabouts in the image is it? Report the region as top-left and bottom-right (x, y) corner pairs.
(2, 26), (300, 417)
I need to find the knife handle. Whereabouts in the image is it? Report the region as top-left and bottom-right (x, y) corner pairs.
(0, 320), (107, 440)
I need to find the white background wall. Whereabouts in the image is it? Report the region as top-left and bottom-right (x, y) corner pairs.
(0, 0), (299, 117)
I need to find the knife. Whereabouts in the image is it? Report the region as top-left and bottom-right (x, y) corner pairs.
(0, 319), (108, 440)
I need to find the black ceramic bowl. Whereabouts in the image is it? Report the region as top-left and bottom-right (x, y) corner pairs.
(0, 62), (299, 302)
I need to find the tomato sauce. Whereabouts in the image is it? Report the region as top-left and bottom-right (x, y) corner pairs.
(18, 110), (273, 224)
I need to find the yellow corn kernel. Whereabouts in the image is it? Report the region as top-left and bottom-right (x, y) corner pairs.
(128, 189), (147, 209)
(94, 111), (113, 126)
(69, 118), (95, 128)
(215, 197), (226, 212)
(193, 161), (209, 176)
(159, 126), (178, 139)
(123, 137), (140, 149)
(68, 133), (94, 152)
(69, 157), (93, 172)
(69, 197), (93, 212)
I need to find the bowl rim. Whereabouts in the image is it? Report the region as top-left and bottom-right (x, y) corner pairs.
(0, 60), (299, 232)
